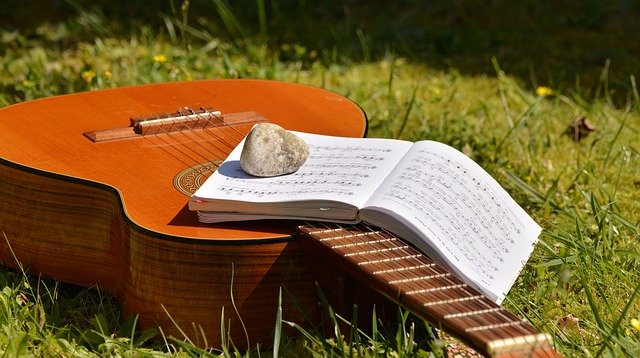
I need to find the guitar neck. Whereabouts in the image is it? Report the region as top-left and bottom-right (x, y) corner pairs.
(298, 223), (559, 357)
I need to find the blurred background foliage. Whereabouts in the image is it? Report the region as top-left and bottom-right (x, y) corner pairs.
(2, 0), (638, 99)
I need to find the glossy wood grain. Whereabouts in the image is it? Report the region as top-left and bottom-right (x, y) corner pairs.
(0, 80), (367, 347)
(299, 223), (561, 357)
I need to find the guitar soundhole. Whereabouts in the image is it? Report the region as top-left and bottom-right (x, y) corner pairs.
(173, 161), (222, 196)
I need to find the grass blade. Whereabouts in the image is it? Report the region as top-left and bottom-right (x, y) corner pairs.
(273, 288), (282, 358)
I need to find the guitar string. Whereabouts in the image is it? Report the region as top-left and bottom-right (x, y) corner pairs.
(171, 110), (243, 169)
(141, 109), (541, 346)
(305, 221), (495, 344)
(310, 220), (454, 296)
(146, 110), (540, 341)
(339, 222), (477, 310)
(150, 108), (244, 156)
(197, 108), (248, 146)
(185, 108), (246, 154)
(148, 115), (544, 350)
(130, 110), (218, 170)
(351, 223), (535, 344)
(308, 221), (533, 339)
(136, 108), (248, 179)
(301, 222), (546, 353)
(369, 224), (537, 338)
(359, 223), (536, 337)
(312, 220), (455, 296)
(139, 127), (224, 175)
(324, 221), (466, 293)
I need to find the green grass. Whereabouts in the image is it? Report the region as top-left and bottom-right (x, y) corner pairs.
(1, 1), (640, 356)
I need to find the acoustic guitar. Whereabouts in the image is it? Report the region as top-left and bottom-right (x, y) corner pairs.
(0, 80), (557, 357)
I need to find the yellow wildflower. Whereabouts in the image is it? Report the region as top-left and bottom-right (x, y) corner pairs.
(535, 86), (553, 97)
(632, 318), (640, 332)
(81, 70), (96, 83)
(104, 70), (112, 80)
(153, 54), (168, 63)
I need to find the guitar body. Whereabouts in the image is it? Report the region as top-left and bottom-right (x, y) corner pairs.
(0, 80), (367, 346)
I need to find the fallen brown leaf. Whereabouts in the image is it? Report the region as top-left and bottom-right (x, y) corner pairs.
(568, 116), (596, 141)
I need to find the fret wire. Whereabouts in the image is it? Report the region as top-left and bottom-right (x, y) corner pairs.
(343, 245), (411, 257)
(345, 240), (424, 273)
(432, 294), (492, 317)
(446, 301), (536, 339)
(344, 228), (436, 270)
(323, 223), (473, 301)
(405, 283), (467, 295)
(358, 224), (474, 298)
(465, 320), (525, 333)
(326, 223), (413, 275)
(361, 224), (459, 281)
(312, 223), (488, 317)
(423, 294), (485, 307)
(361, 224), (504, 319)
(301, 223), (539, 345)
(330, 237), (393, 249)
(381, 263), (450, 279)
(351, 224), (534, 339)
(450, 309), (518, 332)
(411, 287), (478, 308)
(417, 286), (536, 339)
(476, 327), (540, 348)
(442, 294), (504, 329)
(345, 225), (482, 309)
(387, 272), (451, 284)
(356, 254), (423, 266)
(372, 263), (437, 275)
(449, 293), (532, 335)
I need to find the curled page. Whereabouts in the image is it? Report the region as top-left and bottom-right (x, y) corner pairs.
(363, 141), (542, 303)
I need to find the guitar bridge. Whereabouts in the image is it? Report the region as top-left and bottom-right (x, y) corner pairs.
(83, 107), (266, 142)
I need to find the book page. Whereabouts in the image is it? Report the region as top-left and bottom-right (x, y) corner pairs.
(192, 132), (413, 209)
(363, 141), (541, 303)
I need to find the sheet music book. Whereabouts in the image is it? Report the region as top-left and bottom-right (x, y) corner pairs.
(189, 132), (542, 303)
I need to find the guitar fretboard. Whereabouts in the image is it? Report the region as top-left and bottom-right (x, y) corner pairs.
(298, 222), (559, 357)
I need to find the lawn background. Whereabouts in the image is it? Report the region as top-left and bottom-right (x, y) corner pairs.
(0, 1), (639, 356)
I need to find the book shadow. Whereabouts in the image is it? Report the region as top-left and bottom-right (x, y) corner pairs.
(168, 203), (297, 236)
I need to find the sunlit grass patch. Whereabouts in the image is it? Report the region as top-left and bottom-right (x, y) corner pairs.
(1, 1), (640, 356)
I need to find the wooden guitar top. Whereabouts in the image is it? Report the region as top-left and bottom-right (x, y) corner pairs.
(0, 80), (367, 241)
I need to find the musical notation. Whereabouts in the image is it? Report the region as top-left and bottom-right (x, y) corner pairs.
(311, 145), (393, 153)
(308, 154), (387, 161)
(218, 185), (354, 198)
(371, 144), (536, 292)
(197, 136), (411, 206)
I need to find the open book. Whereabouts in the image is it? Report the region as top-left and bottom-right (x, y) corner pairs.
(189, 132), (542, 303)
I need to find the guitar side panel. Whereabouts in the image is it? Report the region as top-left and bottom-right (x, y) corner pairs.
(0, 161), (317, 346)
(0, 160), (127, 292)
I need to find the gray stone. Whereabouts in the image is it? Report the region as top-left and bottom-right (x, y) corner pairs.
(240, 123), (309, 177)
